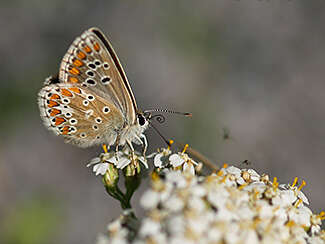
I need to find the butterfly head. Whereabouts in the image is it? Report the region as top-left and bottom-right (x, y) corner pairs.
(137, 112), (150, 127)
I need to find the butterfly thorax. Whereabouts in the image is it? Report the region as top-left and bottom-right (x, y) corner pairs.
(117, 116), (148, 146)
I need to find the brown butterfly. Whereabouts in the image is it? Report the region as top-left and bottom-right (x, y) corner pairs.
(38, 27), (151, 153)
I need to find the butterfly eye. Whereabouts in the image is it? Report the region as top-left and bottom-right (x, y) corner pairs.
(137, 114), (146, 126)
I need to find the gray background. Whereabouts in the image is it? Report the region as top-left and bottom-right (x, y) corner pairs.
(1, 1), (325, 243)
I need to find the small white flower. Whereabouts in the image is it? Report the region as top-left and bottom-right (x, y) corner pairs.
(297, 190), (309, 205)
(140, 190), (160, 210)
(153, 148), (171, 168)
(87, 152), (118, 175)
(98, 163), (324, 243)
(167, 215), (185, 235)
(247, 169), (260, 181)
(139, 219), (161, 237)
(169, 153), (197, 175)
(225, 166), (246, 185)
(164, 195), (184, 212)
(115, 156), (131, 169)
(93, 162), (110, 176)
(166, 171), (187, 188)
(169, 154), (184, 167)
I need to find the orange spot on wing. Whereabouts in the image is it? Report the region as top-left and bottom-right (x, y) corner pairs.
(69, 67), (80, 75)
(61, 88), (73, 97)
(50, 108), (61, 116)
(50, 94), (60, 100)
(61, 126), (70, 135)
(55, 117), (66, 126)
(93, 42), (100, 52)
(48, 100), (59, 108)
(83, 45), (92, 53)
(73, 59), (84, 67)
(77, 51), (86, 59)
(68, 87), (81, 94)
(69, 76), (79, 83)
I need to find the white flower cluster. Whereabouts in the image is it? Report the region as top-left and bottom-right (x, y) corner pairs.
(87, 149), (148, 176)
(153, 144), (198, 174)
(99, 165), (325, 244)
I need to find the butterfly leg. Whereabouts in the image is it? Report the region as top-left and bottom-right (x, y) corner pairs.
(126, 139), (135, 163)
(140, 134), (148, 158)
(114, 136), (121, 161)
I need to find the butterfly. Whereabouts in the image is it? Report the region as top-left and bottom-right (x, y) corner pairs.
(38, 27), (151, 153)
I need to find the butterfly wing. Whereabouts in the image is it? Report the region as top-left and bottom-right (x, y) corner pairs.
(59, 27), (137, 126)
(38, 83), (125, 147)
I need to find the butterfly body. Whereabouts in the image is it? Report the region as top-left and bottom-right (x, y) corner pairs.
(38, 28), (148, 149)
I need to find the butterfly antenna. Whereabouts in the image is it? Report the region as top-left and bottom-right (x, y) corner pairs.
(148, 121), (172, 147)
(144, 109), (192, 117)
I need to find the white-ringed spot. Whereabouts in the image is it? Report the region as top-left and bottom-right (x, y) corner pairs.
(85, 78), (96, 86)
(87, 62), (96, 70)
(62, 98), (70, 104)
(87, 95), (95, 101)
(101, 76), (111, 85)
(93, 125), (99, 130)
(70, 126), (77, 133)
(69, 118), (78, 125)
(94, 59), (101, 66)
(83, 100), (89, 106)
(95, 117), (102, 124)
(65, 112), (72, 118)
(80, 133), (87, 138)
(96, 135), (100, 139)
(86, 70), (95, 77)
(102, 106), (110, 114)
(103, 62), (110, 70)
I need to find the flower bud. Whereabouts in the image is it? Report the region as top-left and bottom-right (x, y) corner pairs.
(102, 163), (119, 188)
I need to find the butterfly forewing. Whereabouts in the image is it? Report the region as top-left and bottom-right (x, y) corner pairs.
(38, 83), (124, 147)
(59, 28), (137, 125)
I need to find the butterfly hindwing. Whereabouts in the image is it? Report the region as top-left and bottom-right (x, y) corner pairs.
(38, 83), (125, 147)
(59, 28), (137, 126)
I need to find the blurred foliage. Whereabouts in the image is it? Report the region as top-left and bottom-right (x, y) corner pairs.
(1, 195), (63, 244)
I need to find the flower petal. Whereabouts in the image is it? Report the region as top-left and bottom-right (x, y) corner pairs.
(154, 154), (163, 168)
(87, 157), (101, 167)
(116, 157), (131, 169)
(183, 162), (195, 175)
(169, 154), (184, 167)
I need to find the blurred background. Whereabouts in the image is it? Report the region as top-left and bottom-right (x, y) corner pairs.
(1, 0), (325, 243)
